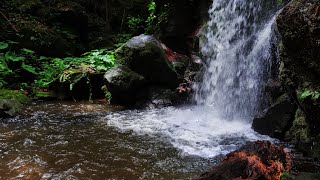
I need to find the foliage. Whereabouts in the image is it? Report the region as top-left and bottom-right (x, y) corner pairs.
(125, 0), (156, 34)
(280, 171), (289, 180)
(298, 89), (320, 101)
(36, 49), (116, 88)
(0, 41), (38, 88)
(146, 0), (156, 33)
(111, 33), (132, 48)
(127, 16), (144, 34)
(0, 41), (117, 90)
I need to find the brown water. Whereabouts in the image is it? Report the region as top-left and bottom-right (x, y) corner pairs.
(0, 101), (216, 179)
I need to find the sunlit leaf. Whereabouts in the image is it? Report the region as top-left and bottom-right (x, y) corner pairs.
(0, 42), (9, 50)
(21, 48), (35, 54)
(22, 63), (37, 74)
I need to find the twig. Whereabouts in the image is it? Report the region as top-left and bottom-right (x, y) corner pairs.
(0, 10), (18, 32)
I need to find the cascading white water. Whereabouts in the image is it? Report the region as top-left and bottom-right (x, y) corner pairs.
(105, 0), (282, 157)
(195, 0), (278, 120)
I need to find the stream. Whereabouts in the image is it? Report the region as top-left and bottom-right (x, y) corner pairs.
(0, 102), (217, 179)
(0, 0), (285, 179)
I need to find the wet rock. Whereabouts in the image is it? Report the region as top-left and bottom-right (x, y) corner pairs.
(0, 90), (31, 118)
(291, 151), (320, 174)
(104, 65), (146, 105)
(276, 0), (320, 157)
(162, 44), (190, 76)
(136, 87), (180, 108)
(252, 94), (297, 139)
(198, 141), (292, 180)
(116, 34), (178, 88)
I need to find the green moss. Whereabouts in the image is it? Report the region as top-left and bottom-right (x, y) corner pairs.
(0, 89), (31, 116)
(285, 109), (310, 143)
(0, 89), (31, 104)
(34, 91), (53, 98)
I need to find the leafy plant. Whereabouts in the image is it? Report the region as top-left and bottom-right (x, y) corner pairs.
(127, 16), (144, 34)
(0, 41), (38, 88)
(299, 89), (320, 101)
(146, 0), (156, 33)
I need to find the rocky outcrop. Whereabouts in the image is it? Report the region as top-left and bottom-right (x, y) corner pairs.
(104, 65), (146, 105)
(198, 141), (292, 180)
(0, 90), (31, 118)
(154, 0), (211, 55)
(252, 94), (297, 139)
(116, 34), (179, 88)
(274, 0), (320, 158)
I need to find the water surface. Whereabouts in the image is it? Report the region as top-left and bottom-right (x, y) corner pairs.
(0, 101), (217, 179)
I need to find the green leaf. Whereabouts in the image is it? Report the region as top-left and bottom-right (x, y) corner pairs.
(0, 42), (9, 50)
(21, 48), (35, 54)
(0, 60), (9, 70)
(22, 63), (37, 74)
(6, 40), (18, 44)
(300, 90), (312, 99)
(39, 56), (48, 61)
(5, 52), (25, 61)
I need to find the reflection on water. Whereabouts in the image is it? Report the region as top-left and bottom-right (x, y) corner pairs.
(0, 101), (216, 179)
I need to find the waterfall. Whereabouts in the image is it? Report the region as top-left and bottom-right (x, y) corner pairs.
(106, 0), (283, 157)
(195, 0), (281, 120)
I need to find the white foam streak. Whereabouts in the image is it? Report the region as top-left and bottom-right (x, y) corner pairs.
(105, 106), (273, 157)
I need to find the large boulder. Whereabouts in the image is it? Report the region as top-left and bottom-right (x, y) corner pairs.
(252, 94), (297, 139)
(115, 34), (179, 88)
(197, 141), (292, 180)
(276, 0), (320, 157)
(104, 65), (146, 105)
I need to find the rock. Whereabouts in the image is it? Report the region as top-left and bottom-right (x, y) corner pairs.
(276, 0), (320, 157)
(154, 0), (211, 55)
(0, 90), (31, 118)
(104, 65), (146, 105)
(197, 141), (292, 180)
(116, 34), (179, 87)
(291, 151), (320, 174)
(162, 44), (190, 76)
(265, 78), (285, 103)
(50, 68), (106, 100)
(136, 87), (180, 108)
(252, 94), (297, 139)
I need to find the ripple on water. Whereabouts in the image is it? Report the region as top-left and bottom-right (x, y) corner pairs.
(0, 102), (217, 179)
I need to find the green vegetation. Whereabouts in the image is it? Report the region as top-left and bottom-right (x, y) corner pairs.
(125, 0), (157, 34)
(0, 89), (30, 104)
(298, 89), (320, 101)
(0, 41), (117, 91)
(146, 0), (156, 33)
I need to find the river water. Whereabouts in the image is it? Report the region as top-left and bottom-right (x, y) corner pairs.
(0, 102), (217, 179)
(0, 0), (285, 179)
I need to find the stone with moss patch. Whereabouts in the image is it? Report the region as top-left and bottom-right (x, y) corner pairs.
(0, 90), (31, 118)
(115, 34), (178, 88)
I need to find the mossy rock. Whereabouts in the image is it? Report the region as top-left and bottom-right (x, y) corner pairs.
(0, 89), (31, 118)
(104, 65), (146, 105)
(115, 34), (178, 88)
